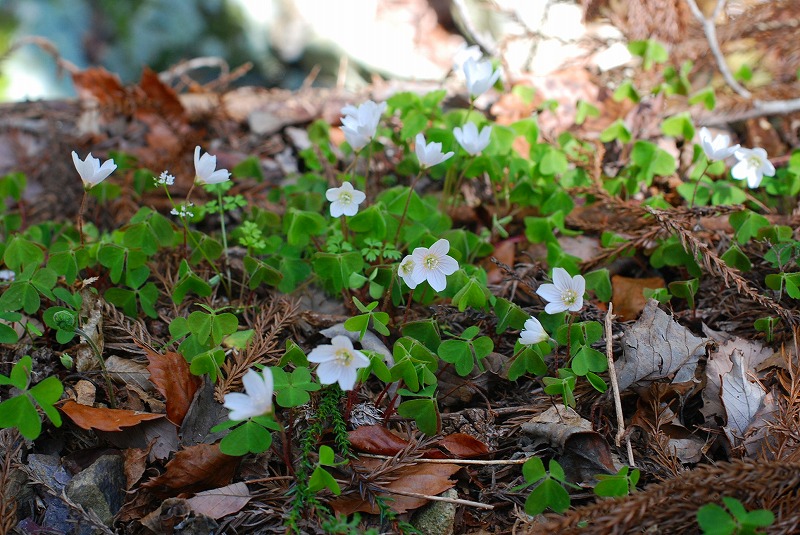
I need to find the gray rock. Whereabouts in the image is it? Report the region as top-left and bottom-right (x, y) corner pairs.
(27, 454), (73, 531)
(411, 488), (458, 535)
(64, 454), (126, 526)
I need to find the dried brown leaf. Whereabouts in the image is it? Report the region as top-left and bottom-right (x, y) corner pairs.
(60, 400), (164, 432)
(145, 348), (201, 426)
(186, 482), (251, 519)
(436, 433), (490, 458)
(141, 443), (239, 498)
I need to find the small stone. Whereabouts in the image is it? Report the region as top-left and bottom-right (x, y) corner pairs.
(64, 454), (126, 526)
(411, 488), (458, 535)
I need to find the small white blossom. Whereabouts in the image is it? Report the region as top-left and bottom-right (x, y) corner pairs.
(731, 147), (775, 189)
(223, 368), (274, 421)
(308, 335), (370, 391)
(698, 127), (739, 161)
(410, 238), (459, 292)
(194, 146), (230, 185)
(326, 181), (366, 217)
(170, 203), (195, 218)
(415, 133), (454, 168)
(519, 317), (548, 345)
(536, 268), (586, 314)
(0, 269), (15, 282)
(341, 100), (386, 151)
(398, 255), (418, 289)
(453, 44), (483, 74)
(463, 57), (501, 98)
(72, 151), (117, 190)
(453, 122), (492, 156)
(155, 170), (175, 186)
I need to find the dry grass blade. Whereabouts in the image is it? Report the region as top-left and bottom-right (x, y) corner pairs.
(762, 329), (800, 461)
(646, 206), (796, 325)
(0, 430), (23, 535)
(102, 299), (154, 357)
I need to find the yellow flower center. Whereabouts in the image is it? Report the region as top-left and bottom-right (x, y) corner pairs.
(423, 253), (439, 270)
(339, 191), (352, 204)
(335, 348), (354, 366)
(561, 289), (578, 306)
(748, 156), (761, 169)
(400, 260), (414, 275)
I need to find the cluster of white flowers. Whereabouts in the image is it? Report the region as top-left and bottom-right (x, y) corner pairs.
(697, 127), (775, 189)
(170, 203), (195, 218)
(155, 170), (175, 186)
(341, 100), (386, 151)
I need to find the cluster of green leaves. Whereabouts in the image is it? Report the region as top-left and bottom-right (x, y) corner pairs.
(0, 356), (63, 439)
(696, 497), (774, 535)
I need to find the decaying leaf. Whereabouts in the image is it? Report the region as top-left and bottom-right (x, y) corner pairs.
(145, 347), (201, 426)
(722, 353), (766, 445)
(616, 300), (709, 391)
(349, 425), (418, 457)
(123, 445), (151, 489)
(331, 458), (460, 514)
(141, 443), (239, 497)
(436, 433), (490, 458)
(60, 400), (164, 432)
(106, 355), (154, 392)
(186, 482), (251, 520)
(611, 275), (666, 321)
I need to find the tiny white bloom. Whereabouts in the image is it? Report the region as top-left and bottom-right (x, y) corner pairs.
(536, 268), (586, 314)
(308, 335), (370, 391)
(223, 368), (274, 421)
(410, 238), (459, 292)
(170, 203), (194, 218)
(0, 269), (15, 282)
(453, 44), (483, 73)
(519, 317), (548, 345)
(326, 181), (366, 217)
(194, 146), (230, 185)
(415, 133), (454, 168)
(398, 255), (418, 289)
(463, 57), (501, 98)
(453, 122), (492, 156)
(72, 151), (117, 190)
(697, 127), (739, 162)
(731, 147), (775, 189)
(341, 100), (386, 151)
(155, 170), (175, 186)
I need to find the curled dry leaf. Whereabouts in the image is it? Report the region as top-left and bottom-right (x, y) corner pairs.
(617, 300), (709, 391)
(331, 458), (460, 515)
(60, 400), (164, 432)
(141, 443), (239, 498)
(145, 347), (201, 426)
(722, 353), (766, 445)
(186, 482), (251, 520)
(106, 355), (154, 392)
(436, 433), (490, 458)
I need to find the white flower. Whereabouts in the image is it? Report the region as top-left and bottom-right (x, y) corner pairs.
(453, 122), (492, 156)
(326, 181), (366, 217)
(453, 44), (483, 73)
(0, 269), (15, 282)
(697, 127), (739, 161)
(72, 151), (117, 189)
(307, 335), (370, 391)
(536, 268), (586, 314)
(731, 147), (775, 189)
(463, 57), (501, 98)
(170, 203), (194, 218)
(194, 146), (230, 185)
(410, 238), (459, 292)
(341, 100), (386, 151)
(415, 133), (454, 168)
(223, 368), (274, 421)
(155, 170), (175, 186)
(398, 255), (418, 289)
(519, 317), (548, 345)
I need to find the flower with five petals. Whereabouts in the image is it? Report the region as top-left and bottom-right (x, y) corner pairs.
(341, 100), (386, 151)
(415, 133), (454, 168)
(326, 181), (366, 217)
(308, 335), (370, 391)
(453, 122), (492, 156)
(536, 268), (586, 314)
(519, 317), (548, 345)
(463, 57), (501, 98)
(194, 146), (230, 185)
(731, 147), (775, 189)
(72, 151), (117, 190)
(409, 238), (459, 292)
(223, 368), (274, 421)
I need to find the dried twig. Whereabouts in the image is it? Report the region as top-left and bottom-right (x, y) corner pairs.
(358, 453), (529, 466)
(380, 487), (494, 510)
(604, 304), (634, 466)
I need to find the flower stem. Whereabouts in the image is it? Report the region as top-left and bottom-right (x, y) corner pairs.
(689, 158), (711, 208)
(77, 190), (88, 246)
(217, 188), (233, 295)
(75, 326), (116, 408)
(392, 169), (424, 245)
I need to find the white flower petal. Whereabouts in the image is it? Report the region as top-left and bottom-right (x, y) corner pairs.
(437, 255), (459, 275)
(536, 284), (562, 303)
(308, 345), (336, 363)
(427, 269), (447, 292)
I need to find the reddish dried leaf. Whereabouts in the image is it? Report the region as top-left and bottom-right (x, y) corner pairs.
(611, 275), (665, 321)
(436, 433), (490, 458)
(145, 347), (201, 426)
(186, 482), (251, 519)
(348, 425), (412, 456)
(485, 239), (517, 285)
(123, 445), (151, 489)
(60, 400), (164, 432)
(71, 67), (127, 106)
(141, 443), (239, 498)
(331, 458), (460, 515)
(138, 67), (186, 124)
